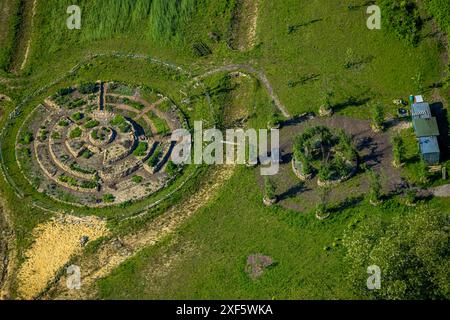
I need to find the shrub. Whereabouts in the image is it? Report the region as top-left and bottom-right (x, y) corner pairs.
(71, 112), (84, 121)
(371, 104), (385, 131)
(80, 180), (98, 189)
(268, 112), (282, 128)
(367, 169), (382, 204)
(148, 146), (162, 167)
(70, 162), (96, 174)
(119, 122), (132, 133)
(78, 82), (98, 94)
(109, 82), (134, 96)
(58, 175), (78, 187)
(132, 175), (143, 184)
(110, 115), (126, 126)
(264, 177), (276, 200)
(418, 160), (430, 185)
(318, 163), (333, 181)
(67, 99), (85, 109)
(391, 133), (405, 166)
(91, 129), (99, 140)
(165, 161), (178, 176)
(69, 127), (83, 139)
(84, 119), (100, 129)
(316, 186), (331, 215)
(58, 119), (70, 127)
(82, 150), (94, 159)
(103, 194), (116, 203)
(405, 188), (418, 205)
(21, 132), (33, 144)
(133, 142), (148, 157)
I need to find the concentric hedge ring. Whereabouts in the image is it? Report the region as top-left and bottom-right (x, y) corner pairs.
(16, 81), (186, 207)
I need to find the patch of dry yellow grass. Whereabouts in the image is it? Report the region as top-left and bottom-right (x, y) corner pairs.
(17, 215), (109, 300)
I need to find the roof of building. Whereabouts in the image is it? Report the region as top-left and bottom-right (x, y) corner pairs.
(418, 136), (440, 155)
(411, 102), (431, 119)
(412, 117), (440, 137)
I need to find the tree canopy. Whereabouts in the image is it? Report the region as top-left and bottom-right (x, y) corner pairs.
(343, 209), (450, 299)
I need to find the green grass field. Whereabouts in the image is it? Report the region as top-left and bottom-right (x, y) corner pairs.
(0, 0), (449, 300)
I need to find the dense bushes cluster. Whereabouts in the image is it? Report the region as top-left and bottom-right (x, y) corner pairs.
(379, 0), (422, 46)
(293, 126), (358, 181)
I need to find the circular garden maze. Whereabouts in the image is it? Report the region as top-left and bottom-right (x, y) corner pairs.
(16, 81), (187, 207)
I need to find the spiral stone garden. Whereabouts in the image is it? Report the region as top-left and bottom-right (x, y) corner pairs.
(15, 81), (186, 207)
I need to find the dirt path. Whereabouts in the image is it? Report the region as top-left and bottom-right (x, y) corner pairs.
(45, 166), (235, 299)
(110, 103), (140, 115)
(232, 0), (259, 51)
(194, 64), (290, 118)
(134, 97), (167, 119)
(17, 0), (37, 72)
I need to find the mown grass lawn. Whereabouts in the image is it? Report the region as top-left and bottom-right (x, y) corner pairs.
(98, 164), (446, 300)
(255, 0), (444, 117)
(98, 166), (354, 299)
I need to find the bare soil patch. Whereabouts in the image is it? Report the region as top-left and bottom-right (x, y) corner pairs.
(16, 214), (109, 299)
(257, 115), (402, 212)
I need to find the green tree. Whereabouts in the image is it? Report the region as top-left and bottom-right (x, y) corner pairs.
(371, 104), (385, 132)
(21, 132), (34, 144)
(319, 91), (333, 115)
(316, 185), (331, 218)
(418, 160), (430, 185)
(405, 187), (417, 206)
(268, 112), (282, 129)
(343, 209), (450, 299)
(165, 161), (178, 176)
(264, 177), (277, 202)
(367, 169), (382, 205)
(391, 133), (405, 167)
(103, 194), (115, 203)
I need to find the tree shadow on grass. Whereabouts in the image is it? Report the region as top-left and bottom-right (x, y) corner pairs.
(287, 19), (323, 34)
(329, 195), (364, 214)
(332, 96), (371, 113)
(278, 182), (309, 201)
(281, 113), (315, 127)
(345, 55), (375, 70)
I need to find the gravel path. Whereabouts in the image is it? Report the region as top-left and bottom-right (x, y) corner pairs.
(194, 64), (291, 118)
